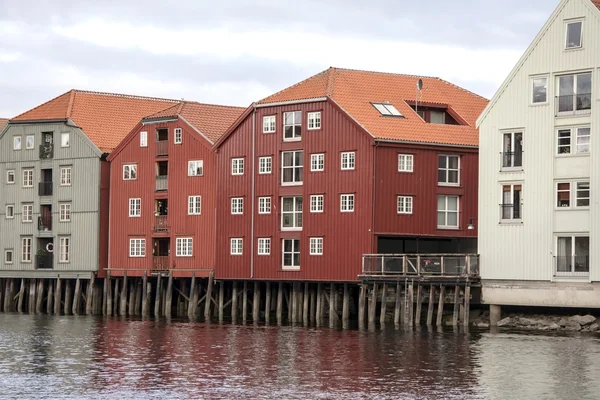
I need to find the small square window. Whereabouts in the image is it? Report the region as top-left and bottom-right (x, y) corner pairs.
(341, 152), (355, 170)
(174, 128), (183, 144)
(123, 164), (137, 180)
(230, 238), (243, 255)
(188, 160), (203, 176)
(231, 198), (244, 214)
(129, 238), (146, 257)
(263, 116), (276, 133)
(61, 133), (70, 147)
(6, 170), (15, 184)
(308, 112), (321, 130)
(309, 237), (323, 255)
(6, 205), (14, 219)
(258, 197), (271, 214)
(310, 195), (324, 213)
(176, 237), (193, 257)
(398, 154), (414, 172)
(283, 111), (302, 141)
(259, 157), (272, 174)
(438, 155), (460, 186)
(140, 131), (148, 147)
(232, 158), (244, 175)
(311, 153), (324, 172)
(25, 135), (34, 149)
(566, 21), (582, 49)
(13, 136), (21, 150)
(258, 238), (270, 255)
(340, 194), (354, 212)
(4, 250), (13, 264)
(397, 196), (413, 214)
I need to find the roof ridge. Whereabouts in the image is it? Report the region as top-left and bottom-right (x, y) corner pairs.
(10, 90), (73, 120)
(73, 89), (178, 103)
(331, 66), (441, 80)
(66, 89), (76, 118)
(258, 67), (331, 103)
(179, 100), (246, 110)
(326, 67), (337, 96)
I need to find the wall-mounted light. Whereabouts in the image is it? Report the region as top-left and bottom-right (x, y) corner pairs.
(467, 217), (478, 230)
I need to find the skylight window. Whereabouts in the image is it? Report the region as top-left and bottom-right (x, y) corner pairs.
(372, 102), (404, 117)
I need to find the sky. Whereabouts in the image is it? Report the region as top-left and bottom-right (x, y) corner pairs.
(0, 0), (558, 118)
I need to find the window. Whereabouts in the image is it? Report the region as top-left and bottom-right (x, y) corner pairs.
(566, 21), (582, 49)
(22, 169), (33, 188)
(21, 237), (32, 262)
(557, 72), (592, 114)
(22, 204), (33, 222)
(576, 182), (590, 207)
(557, 182), (571, 207)
(230, 238), (243, 255)
(556, 235), (589, 275)
(6, 170), (14, 184)
(556, 181), (590, 208)
(502, 132), (523, 168)
(259, 157), (272, 174)
(309, 237), (323, 255)
(60, 167), (72, 186)
(282, 151), (303, 184)
(372, 102), (403, 117)
(310, 153), (324, 172)
(231, 198), (244, 214)
(140, 131), (148, 147)
(397, 196), (413, 214)
(176, 237), (193, 257)
(438, 155), (460, 185)
(123, 164), (137, 180)
(283, 111), (302, 141)
(308, 112), (321, 130)
(430, 111), (446, 124)
(258, 238), (270, 255)
(188, 160), (204, 176)
(263, 116), (276, 133)
(310, 195), (324, 213)
(174, 128), (182, 144)
(129, 238), (146, 257)
(61, 133), (70, 147)
(129, 198), (141, 217)
(258, 197), (271, 214)
(341, 152), (355, 170)
(13, 136), (21, 150)
(340, 194), (355, 212)
(231, 158), (244, 175)
(4, 250), (13, 264)
(398, 154), (414, 172)
(437, 195), (459, 228)
(500, 184), (522, 221)
(188, 196), (201, 215)
(59, 203), (71, 222)
(25, 135), (34, 149)
(282, 197), (303, 229)
(6, 205), (14, 219)
(59, 237), (70, 263)
(282, 239), (300, 270)
(532, 77), (548, 103)
(557, 127), (590, 154)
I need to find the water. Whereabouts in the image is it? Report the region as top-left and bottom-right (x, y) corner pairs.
(0, 314), (599, 399)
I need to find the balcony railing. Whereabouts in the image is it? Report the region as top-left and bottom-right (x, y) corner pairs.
(555, 255), (589, 276)
(38, 181), (53, 196)
(156, 175), (168, 191)
(500, 203), (521, 221)
(152, 256), (170, 271)
(154, 215), (168, 232)
(36, 254), (53, 269)
(501, 151), (523, 169)
(556, 93), (592, 115)
(39, 144), (54, 159)
(362, 254), (479, 277)
(156, 141), (168, 157)
(38, 215), (52, 231)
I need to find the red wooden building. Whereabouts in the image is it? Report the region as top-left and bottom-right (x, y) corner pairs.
(107, 101), (245, 278)
(213, 67), (488, 282)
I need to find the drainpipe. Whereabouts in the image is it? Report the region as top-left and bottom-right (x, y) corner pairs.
(250, 106), (256, 278)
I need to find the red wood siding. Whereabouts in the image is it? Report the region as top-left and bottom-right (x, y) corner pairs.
(215, 99), (374, 282)
(109, 120), (217, 278)
(98, 160), (110, 278)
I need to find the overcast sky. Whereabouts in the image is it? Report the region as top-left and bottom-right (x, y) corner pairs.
(0, 0), (557, 118)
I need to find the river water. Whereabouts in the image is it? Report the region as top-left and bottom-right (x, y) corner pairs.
(0, 314), (599, 399)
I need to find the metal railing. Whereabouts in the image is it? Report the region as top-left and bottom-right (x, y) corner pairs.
(38, 181), (53, 196)
(38, 215), (52, 231)
(501, 151), (523, 169)
(36, 254), (53, 269)
(156, 175), (168, 191)
(153, 256), (170, 270)
(556, 255), (589, 275)
(156, 141), (168, 157)
(154, 215), (168, 232)
(39, 144), (53, 159)
(556, 93), (592, 115)
(500, 203), (521, 220)
(362, 254), (479, 277)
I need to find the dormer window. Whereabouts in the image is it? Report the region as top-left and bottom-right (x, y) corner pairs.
(566, 21), (582, 49)
(372, 102), (403, 117)
(407, 102), (465, 125)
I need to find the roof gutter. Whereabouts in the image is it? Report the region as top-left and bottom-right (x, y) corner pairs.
(255, 97), (328, 108)
(374, 138), (478, 149)
(142, 117), (179, 125)
(8, 118), (68, 125)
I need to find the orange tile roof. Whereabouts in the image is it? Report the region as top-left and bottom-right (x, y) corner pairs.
(11, 90), (178, 152)
(0, 118), (8, 131)
(258, 67), (488, 147)
(145, 101), (245, 144)
(592, 0), (600, 10)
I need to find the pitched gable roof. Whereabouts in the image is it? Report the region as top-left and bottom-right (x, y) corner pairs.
(258, 67), (488, 147)
(11, 90), (178, 152)
(592, 0), (600, 10)
(0, 118), (8, 131)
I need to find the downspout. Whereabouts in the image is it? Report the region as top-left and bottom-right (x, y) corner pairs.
(371, 141), (379, 253)
(250, 107), (256, 278)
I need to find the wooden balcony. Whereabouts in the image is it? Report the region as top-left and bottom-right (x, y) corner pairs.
(154, 215), (168, 232)
(39, 144), (53, 159)
(156, 140), (168, 157)
(152, 256), (170, 271)
(38, 215), (52, 232)
(38, 181), (53, 196)
(156, 175), (168, 192)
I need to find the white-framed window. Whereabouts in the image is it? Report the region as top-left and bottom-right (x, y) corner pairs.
(176, 237), (193, 257)
(258, 238), (270, 255)
(61, 133), (70, 147)
(438, 155), (460, 185)
(263, 116), (276, 133)
(282, 239), (300, 270)
(557, 72), (592, 114)
(59, 237), (70, 263)
(283, 111), (302, 141)
(310, 195), (324, 213)
(557, 127), (590, 155)
(340, 194), (355, 212)
(60, 166), (72, 186)
(437, 195), (459, 228)
(4, 250), (13, 264)
(231, 158), (244, 175)
(531, 76), (548, 104)
(502, 131), (524, 169)
(174, 128), (182, 144)
(188, 196), (201, 215)
(308, 112), (321, 130)
(123, 164), (137, 180)
(397, 196), (413, 214)
(556, 181), (589, 208)
(21, 237), (32, 262)
(310, 153), (324, 172)
(372, 102), (403, 117)
(6, 204), (14, 219)
(565, 20), (583, 49)
(6, 170), (15, 184)
(230, 238), (243, 255)
(59, 203), (71, 222)
(309, 237), (323, 255)
(22, 169), (33, 188)
(500, 184), (522, 221)
(282, 150), (303, 185)
(129, 198), (141, 217)
(259, 156), (272, 174)
(140, 131), (148, 147)
(129, 238), (146, 257)
(398, 154), (414, 172)
(25, 135), (34, 149)
(22, 204), (33, 222)
(341, 152), (355, 170)
(13, 136), (21, 150)
(556, 235), (589, 276)
(231, 197), (244, 215)
(188, 160), (203, 176)
(282, 196), (303, 230)
(258, 197), (271, 214)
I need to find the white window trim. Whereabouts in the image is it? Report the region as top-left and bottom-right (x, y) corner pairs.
(129, 238), (146, 258)
(231, 198), (244, 215)
(565, 19), (583, 50)
(340, 194), (355, 213)
(6, 170), (15, 184)
(188, 195), (202, 215)
(499, 183), (523, 224)
(437, 195), (460, 229)
(60, 167), (72, 186)
(281, 238), (300, 270)
(188, 160), (204, 177)
(13, 136), (22, 150)
(530, 75), (549, 105)
(59, 237), (70, 263)
(556, 126), (590, 156)
(281, 150), (303, 186)
(398, 154), (414, 172)
(555, 180), (590, 209)
(4, 250), (13, 264)
(283, 111), (302, 142)
(310, 195), (324, 213)
(438, 155), (460, 186)
(281, 196), (303, 231)
(307, 112), (321, 130)
(258, 156), (272, 175)
(174, 128), (183, 144)
(310, 153), (324, 172)
(59, 203), (71, 222)
(500, 130), (525, 171)
(263, 115), (276, 133)
(123, 164), (137, 180)
(397, 196), (413, 215)
(258, 197), (271, 214)
(230, 238), (243, 255)
(22, 204), (33, 223)
(6, 205), (14, 219)
(140, 131), (148, 147)
(25, 135), (34, 150)
(176, 237), (193, 257)
(129, 198), (141, 217)
(340, 152), (355, 171)
(61, 133), (70, 148)
(21, 237), (32, 263)
(22, 169), (33, 188)
(257, 238), (271, 255)
(231, 158), (245, 176)
(554, 234), (589, 277)
(309, 237), (323, 255)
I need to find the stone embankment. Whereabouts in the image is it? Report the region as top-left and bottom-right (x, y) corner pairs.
(471, 311), (600, 332)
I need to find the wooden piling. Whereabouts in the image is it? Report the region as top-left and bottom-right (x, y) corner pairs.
(329, 283), (337, 327)
(231, 281), (239, 322)
(105, 276), (112, 316)
(436, 285), (445, 326)
(368, 283), (377, 326)
(394, 282), (401, 327)
(218, 280), (225, 322)
(276, 282), (283, 324)
(358, 284), (366, 329)
(427, 285), (435, 326)
(297, 283), (304, 324)
(253, 281), (260, 323)
(120, 275), (128, 317)
(113, 279), (119, 316)
(415, 284), (423, 326)
(28, 279), (36, 314)
(407, 281), (414, 328)
(379, 283), (387, 325)
(310, 284), (317, 325)
(303, 283), (309, 325)
(153, 275), (162, 318)
(4, 280), (10, 312)
(316, 283), (323, 326)
(73, 278), (82, 315)
(187, 274), (196, 318)
(53, 279), (61, 315)
(242, 281), (248, 323)
(47, 281), (54, 314)
(204, 271), (214, 320)
(264, 282), (271, 324)
(463, 284), (471, 328)
(165, 273), (173, 318)
(135, 280), (142, 316)
(288, 283), (294, 323)
(452, 285), (460, 327)
(64, 279), (72, 315)
(342, 283), (350, 328)
(86, 275), (95, 315)
(17, 279), (25, 313)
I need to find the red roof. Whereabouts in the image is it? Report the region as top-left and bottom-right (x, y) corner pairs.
(11, 90), (178, 153)
(0, 118), (8, 131)
(592, 0), (600, 10)
(258, 67), (488, 147)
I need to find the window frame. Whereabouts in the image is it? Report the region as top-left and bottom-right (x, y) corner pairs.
(281, 150), (303, 186)
(500, 184), (522, 222)
(398, 154), (414, 172)
(231, 197), (244, 215)
(263, 115), (276, 133)
(6, 204), (14, 219)
(129, 238), (146, 258)
(310, 153), (324, 172)
(60, 166), (72, 186)
(340, 151), (355, 171)
(230, 238), (243, 255)
(438, 155), (460, 186)
(283, 111), (302, 141)
(556, 180), (590, 209)
(6, 170), (15, 184)
(21, 237), (32, 263)
(188, 195), (201, 215)
(281, 196), (303, 230)
(437, 195), (460, 229)
(397, 195), (413, 214)
(22, 204), (33, 223)
(59, 202), (71, 222)
(309, 237), (323, 256)
(13, 136), (22, 150)
(188, 160), (204, 177)
(22, 169), (33, 188)
(25, 135), (34, 150)
(4, 249), (13, 264)
(258, 156), (272, 174)
(61, 132), (70, 148)
(128, 198), (141, 217)
(257, 238), (270, 255)
(371, 102), (404, 117)
(565, 20), (583, 50)
(531, 76), (548, 104)
(122, 164), (137, 180)
(231, 158), (244, 176)
(59, 237), (70, 263)
(501, 131), (524, 170)
(282, 238), (300, 270)
(140, 131), (148, 147)
(556, 72), (592, 115)
(340, 194), (355, 213)
(310, 195), (324, 213)
(176, 237), (193, 257)
(307, 112), (321, 130)
(555, 234), (589, 276)
(258, 196), (271, 214)
(556, 126), (590, 155)
(174, 128), (183, 144)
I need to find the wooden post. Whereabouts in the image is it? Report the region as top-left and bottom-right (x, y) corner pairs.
(106, 276), (112, 316)
(296, 283), (303, 324)
(342, 283), (350, 328)
(231, 281), (239, 322)
(17, 279), (25, 313)
(120, 275), (128, 317)
(288, 283), (295, 323)
(141, 273), (148, 317)
(264, 282), (271, 324)
(394, 282), (401, 327)
(242, 281), (248, 323)
(187, 274), (196, 318)
(4, 280), (11, 313)
(368, 283), (377, 326)
(135, 280), (142, 316)
(179, 279), (187, 317)
(303, 283), (309, 325)
(204, 271), (214, 320)
(73, 278), (82, 315)
(102, 276), (108, 316)
(28, 279), (36, 313)
(128, 282), (135, 316)
(358, 284), (366, 329)
(192, 281), (200, 318)
(217, 280), (224, 322)
(35, 279), (44, 314)
(427, 285), (435, 326)
(310, 284), (317, 325)
(153, 275), (161, 318)
(329, 283), (337, 327)
(415, 284), (423, 326)
(144, 281), (152, 318)
(463, 284), (471, 328)
(316, 283), (323, 327)
(55, 278), (63, 315)
(165, 273), (173, 318)
(452, 285), (460, 327)
(86, 275), (95, 315)
(46, 281), (53, 314)
(380, 283), (387, 325)
(406, 281), (414, 328)
(276, 282), (283, 324)
(436, 285), (445, 326)
(64, 279), (72, 315)
(253, 281), (260, 323)
(113, 279), (119, 316)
